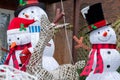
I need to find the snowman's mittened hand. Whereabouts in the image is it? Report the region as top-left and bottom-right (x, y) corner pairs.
(53, 8), (65, 24)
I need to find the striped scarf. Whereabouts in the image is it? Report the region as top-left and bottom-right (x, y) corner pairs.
(80, 44), (116, 76)
(4, 43), (31, 70)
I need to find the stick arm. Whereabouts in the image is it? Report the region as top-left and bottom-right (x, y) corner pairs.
(73, 36), (91, 51)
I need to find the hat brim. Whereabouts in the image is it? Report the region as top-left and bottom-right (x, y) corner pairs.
(7, 28), (29, 35)
(14, 3), (45, 17)
(85, 23), (111, 34)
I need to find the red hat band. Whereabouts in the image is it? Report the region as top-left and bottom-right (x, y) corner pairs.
(19, 0), (39, 6)
(26, 0), (39, 4)
(88, 20), (107, 30)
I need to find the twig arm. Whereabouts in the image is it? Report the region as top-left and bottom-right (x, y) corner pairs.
(73, 36), (91, 51)
(0, 47), (9, 52)
(53, 8), (65, 25)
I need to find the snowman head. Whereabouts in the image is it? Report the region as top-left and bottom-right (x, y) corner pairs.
(7, 17), (35, 47)
(14, 0), (47, 21)
(7, 33), (31, 46)
(18, 6), (48, 21)
(81, 3), (116, 44)
(89, 25), (116, 44)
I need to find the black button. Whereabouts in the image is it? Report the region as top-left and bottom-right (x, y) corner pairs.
(96, 70), (100, 73)
(19, 64), (22, 67)
(85, 69), (89, 72)
(87, 63), (90, 66)
(107, 51), (111, 54)
(96, 64), (99, 67)
(107, 65), (110, 68)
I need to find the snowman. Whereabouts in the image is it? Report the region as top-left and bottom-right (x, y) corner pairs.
(74, 3), (120, 80)
(14, 0), (59, 71)
(4, 17), (35, 71)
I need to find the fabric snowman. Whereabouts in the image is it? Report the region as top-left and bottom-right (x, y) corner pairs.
(4, 17), (35, 71)
(14, 0), (59, 71)
(75, 3), (120, 80)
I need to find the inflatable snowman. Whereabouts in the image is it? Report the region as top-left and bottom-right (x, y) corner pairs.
(79, 3), (120, 80)
(5, 17), (35, 71)
(14, 0), (59, 71)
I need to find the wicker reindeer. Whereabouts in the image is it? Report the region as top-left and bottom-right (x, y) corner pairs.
(26, 14), (85, 80)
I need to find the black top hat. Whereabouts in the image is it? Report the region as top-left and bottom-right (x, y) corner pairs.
(14, 0), (45, 17)
(81, 3), (111, 33)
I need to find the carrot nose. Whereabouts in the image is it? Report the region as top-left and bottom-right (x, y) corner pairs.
(24, 14), (29, 18)
(10, 42), (16, 49)
(103, 31), (108, 37)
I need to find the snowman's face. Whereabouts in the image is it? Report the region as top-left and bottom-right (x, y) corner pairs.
(18, 6), (47, 21)
(7, 33), (31, 46)
(90, 25), (116, 44)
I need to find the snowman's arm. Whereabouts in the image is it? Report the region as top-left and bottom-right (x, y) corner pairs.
(53, 8), (65, 25)
(0, 47), (9, 52)
(73, 36), (91, 51)
(116, 47), (120, 51)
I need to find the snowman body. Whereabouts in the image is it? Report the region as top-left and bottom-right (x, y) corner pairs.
(18, 6), (59, 71)
(7, 31), (32, 67)
(28, 21), (41, 48)
(86, 25), (120, 80)
(42, 39), (59, 71)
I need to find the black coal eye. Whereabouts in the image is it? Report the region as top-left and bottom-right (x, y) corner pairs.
(31, 11), (34, 13)
(107, 30), (110, 32)
(98, 32), (100, 34)
(9, 39), (11, 41)
(23, 13), (25, 15)
(17, 37), (19, 40)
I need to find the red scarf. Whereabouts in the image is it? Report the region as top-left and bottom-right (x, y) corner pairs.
(80, 44), (116, 76)
(4, 43), (31, 71)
